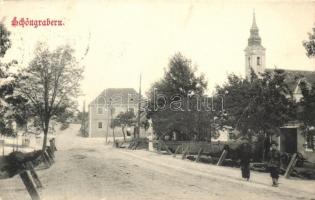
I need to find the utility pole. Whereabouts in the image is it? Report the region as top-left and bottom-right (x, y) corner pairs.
(111, 106), (115, 143)
(106, 98), (111, 144)
(137, 74), (142, 138)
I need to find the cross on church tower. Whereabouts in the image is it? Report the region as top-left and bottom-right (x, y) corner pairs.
(244, 11), (266, 78)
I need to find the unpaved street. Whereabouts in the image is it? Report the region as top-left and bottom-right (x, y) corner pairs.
(1, 124), (314, 200)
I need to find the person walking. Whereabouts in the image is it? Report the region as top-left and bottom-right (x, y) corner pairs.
(267, 141), (281, 187)
(238, 137), (252, 181)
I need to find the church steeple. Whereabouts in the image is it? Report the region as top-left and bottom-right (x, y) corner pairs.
(248, 11), (262, 46)
(251, 11), (258, 29)
(244, 12), (266, 79)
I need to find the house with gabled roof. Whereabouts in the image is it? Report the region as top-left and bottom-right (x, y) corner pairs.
(88, 88), (139, 138)
(265, 69), (315, 102)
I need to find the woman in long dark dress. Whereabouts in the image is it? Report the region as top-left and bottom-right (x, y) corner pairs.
(238, 138), (252, 181)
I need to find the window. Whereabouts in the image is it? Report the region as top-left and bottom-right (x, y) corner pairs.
(257, 57), (261, 66)
(248, 57), (251, 66)
(98, 122), (103, 129)
(97, 107), (103, 114)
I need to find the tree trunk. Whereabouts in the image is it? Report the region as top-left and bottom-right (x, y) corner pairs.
(133, 127), (136, 138)
(121, 126), (126, 142)
(42, 120), (49, 152)
(112, 127), (116, 143)
(262, 132), (271, 162)
(42, 131), (48, 152)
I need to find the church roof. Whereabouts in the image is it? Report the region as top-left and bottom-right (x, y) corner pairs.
(247, 12), (263, 47)
(251, 12), (258, 30)
(265, 68), (315, 92)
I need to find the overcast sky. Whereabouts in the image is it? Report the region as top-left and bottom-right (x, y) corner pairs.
(1, 0), (315, 109)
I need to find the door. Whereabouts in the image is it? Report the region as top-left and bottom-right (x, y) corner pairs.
(280, 128), (297, 153)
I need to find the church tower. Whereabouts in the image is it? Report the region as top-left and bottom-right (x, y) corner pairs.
(245, 12), (266, 78)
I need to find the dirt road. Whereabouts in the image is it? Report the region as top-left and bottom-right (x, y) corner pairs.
(1, 124), (314, 200)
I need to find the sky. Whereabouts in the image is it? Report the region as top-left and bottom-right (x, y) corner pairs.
(1, 0), (315, 110)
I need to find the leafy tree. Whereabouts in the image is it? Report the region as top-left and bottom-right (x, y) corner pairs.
(303, 24), (315, 57)
(300, 24), (315, 148)
(110, 118), (120, 143)
(298, 87), (315, 155)
(299, 81), (315, 127)
(17, 42), (83, 150)
(146, 53), (211, 140)
(0, 23), (12, 57)
(216, 70), (295, 159)
(114, 110), (135, 141)
(0, 22), (22, 136)
(6, 94), (32, 132)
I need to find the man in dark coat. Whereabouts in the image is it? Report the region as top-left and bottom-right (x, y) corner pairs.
(267, 141), (281, 187)
(238, 137), (252, 181)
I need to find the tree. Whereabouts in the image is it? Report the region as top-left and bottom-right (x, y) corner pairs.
(299, 82), (315, 125)
(109, 118), (118, 143)
(146, 53), (210, 140)
(303, 24), (315, 57)
(17, 43), (83, 151)
(0, 22), (21, 136)
(114, 110), (135, 141)
(300, 24), (315, 149)
(6, 94), (32, 132)
(0, 23), (12, 57)
(299, 81), (315, 147)
(216, 70), (295, 159)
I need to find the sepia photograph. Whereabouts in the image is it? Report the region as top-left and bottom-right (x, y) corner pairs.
(0, 0), (315, 199)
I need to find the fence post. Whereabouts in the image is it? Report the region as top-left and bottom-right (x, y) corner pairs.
(46, 147), (55, 158)
(45, 148), (55, 163)
(195, 148), (204, 163)
(160, 140), (172, 155)
(217, 150), (227, 166)
(173, 145), (182, 157)
(43, 151), (52, 164)
(26, 162), (43, 188)
(41, 153), (51, 167)
(19, 171), (41, 200)
(284, 153), (298, 179)
(182, 145), (189, 160)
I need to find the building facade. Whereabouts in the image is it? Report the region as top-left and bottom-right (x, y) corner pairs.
(88, 88), (139, 138)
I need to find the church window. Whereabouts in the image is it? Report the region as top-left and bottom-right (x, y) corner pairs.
(257, 57), (261, 65)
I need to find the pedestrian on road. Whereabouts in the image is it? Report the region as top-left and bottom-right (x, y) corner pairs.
(267, 141), (281, 187)
(238, 137), (252, 181)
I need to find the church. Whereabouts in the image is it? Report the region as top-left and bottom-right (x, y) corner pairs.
(245, 13), (315, 162)
(245, 12), (315, 101)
